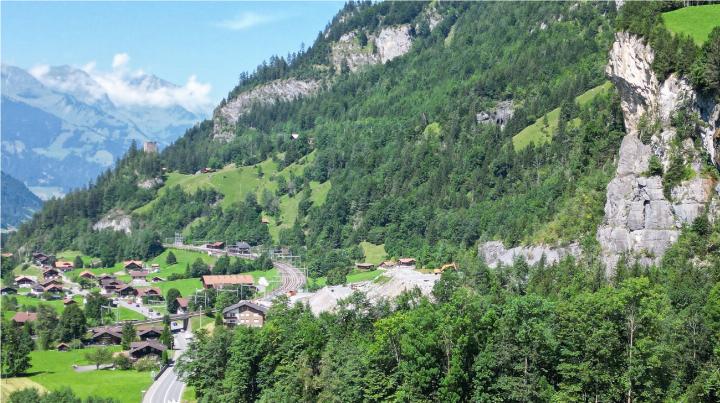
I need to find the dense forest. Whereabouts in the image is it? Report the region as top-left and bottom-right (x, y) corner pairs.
(177, 218), (720, 402)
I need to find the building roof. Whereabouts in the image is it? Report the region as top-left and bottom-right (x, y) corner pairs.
(12, 312), (38, 323)
(42, 267), (60, 274)
(54, 260), (74, 269)
(63, 298), (76, 305)
(15, 275), (35, 283)
(202, 274), (254, 286)
(137, 287), (162, 297)
(398, 258), (416, 264)
(176, 297), (189, 308)
(236, 241), (251, 249)
(356, 263), (375, 268)
(79, 270), (96, 278)
(222, 300), (268, 315)
(207, 241), (225, 248)
(91, 326), (122, 339)
(137, 327), (162, 336)
(40, 279), (62, 287)
(44, 284), (63, 292)
(1, 286), (18, 292)
(129, 270), (149, 277)
(123, 260), (144, 268)
(151, 276), (164, 282)
(129, 340), (167, 354)
(116, 284), (135, 292)
(56, 342), (70, 350)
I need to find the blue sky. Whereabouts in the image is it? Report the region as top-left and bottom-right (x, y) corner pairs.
(2, 1), (343, 108)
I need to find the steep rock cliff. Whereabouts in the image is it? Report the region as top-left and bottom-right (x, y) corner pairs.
(330, 25), (413, 73)
(597, 32), (720, 271)
(478, 241), (582, 268)
(212, 79), (321, 141)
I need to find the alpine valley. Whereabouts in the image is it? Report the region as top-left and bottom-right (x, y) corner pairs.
(2, 2), (720, 402)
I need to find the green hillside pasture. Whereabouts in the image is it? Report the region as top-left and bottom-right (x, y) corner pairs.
(662, 4), (720, 45)
(513, 81), (612, 151)
(360, 242), (387, 265)
(1, 347), (153, 403)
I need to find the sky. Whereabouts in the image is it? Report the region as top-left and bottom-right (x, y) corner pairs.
(1, 1), (344, 113)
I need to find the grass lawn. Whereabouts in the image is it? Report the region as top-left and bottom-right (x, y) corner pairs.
(12, 264), (43, 278)
(360, 242), (386, 265)
(156, 278), (203, 298)
(189, 314), (215, 332)
(312, 269), (383, 288)
(182, 386), (197, 403)
(512, 81), (612, 151)
(118, 306), (146, 321)
(1, 347), (154, 403)
(662, 4), (720, 45)
(148, 248), (217, 278)
(133, 152), (330, 242)
(7, 295), (84, 315)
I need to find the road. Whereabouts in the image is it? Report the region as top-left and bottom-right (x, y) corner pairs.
(116, 298), (162, 319)
(142, 327), (191, 403)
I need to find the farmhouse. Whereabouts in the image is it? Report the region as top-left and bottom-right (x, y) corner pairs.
(176, 297), (189, 314)
(355, 263), (375, 270)
(54, 260), (74, 271)
(379, 260), (396, 269)
(117, 284), (138, 297)
(63, 298), (76, 305)
(42, 267), (60, 280)
(40, 278), (63, 287)
(12, 312), (38, 324)
(123, 260), (144, 270)
(90, 326), (122, 345)
(228, 241), (251, 254)
(1, 286), (17, 295)
(222, 300), (268, 327)
(201, 274), (254, 290)
(137, 287), (163, 300)
(14, 276), (35, 287)
(100, 278), (124, 294)
(129, 340), (167, 359)
(79, 270), (96, 279)
(32, 252), (51, 266)
(56, 342), (71, 352)
(129, 270), (149, 281)
(398, 258), (416, 266)
(43, 284), (64, 294)
(206, 241), (225, 250)
(137, 326), (162, 341)
(151, 276), (164, 283)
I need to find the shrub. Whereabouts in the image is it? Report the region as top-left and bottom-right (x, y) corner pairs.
(647, 155), (663, 176)
(134, 356), (160, 372)
(113, 354), (133, 370)
(69, 339), (84, 350)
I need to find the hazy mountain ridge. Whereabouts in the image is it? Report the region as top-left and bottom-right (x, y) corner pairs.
(1, 171), (42, 229)
(1, 64), (206, 197)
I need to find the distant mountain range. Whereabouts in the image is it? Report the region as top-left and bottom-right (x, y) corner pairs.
(1, 64), (207, 198)
(1, 171), (42, 230)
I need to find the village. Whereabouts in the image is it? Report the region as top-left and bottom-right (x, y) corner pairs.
(1, 240), (450, 402)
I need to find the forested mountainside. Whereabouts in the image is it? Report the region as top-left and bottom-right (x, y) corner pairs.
(1, 172), (42, 229)
(4, 1), (720, 401)
(7, 1), (624, 268)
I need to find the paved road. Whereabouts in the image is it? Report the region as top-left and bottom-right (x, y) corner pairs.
(116, 299), (161, 319)
(142, 328), (191, 403)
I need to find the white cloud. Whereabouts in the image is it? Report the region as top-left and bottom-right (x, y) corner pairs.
(112, 53), (130, 69)
(29, 54), (212, 114)
(216, 11), (277, 30)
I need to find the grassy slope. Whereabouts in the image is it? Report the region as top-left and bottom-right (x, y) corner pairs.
(311, 269), (384, 288)
(135, 151), (330, 242)
(512, 81), (612, 151)
(1, 347), (153, 403)
(360, 241), (387, 265)
(1, 378), (47, 401)
(662, 4), (720, 45)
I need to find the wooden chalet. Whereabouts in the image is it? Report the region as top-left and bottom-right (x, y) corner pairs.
(129, 270), (149, 280)
(137, 287), (163, 300)
(56, 342), (71, 352)
(129, 340), (167, 359)
(63, 297), (76, 305)
(43, 284), (64, 294)
(54, 260), (74, 271)
(137, 326), (162, 341)
(42, 267), (60, 279)
(100, 278), (124, 293)
(79, 270), (96, 279)
(228, 241), (251, 254)
(222, 301), (268, 327)
(32, 252), (51, 266)
(1, 286), (18, 295)
(355, 263), (375, 270)
(398, 258), (416, 266)
(14, 276), (35, 287)
(12, 312), (38, 324)
(379, 260), (396, 269)
(206, 241), (225, 250)
(116, 284), (137, 297)
(176, 298), (189, 314)
(123, 260), (144, 270)
(201, 274), (254, 290)
(40, 278), (63, 287)
(151, 276), (164, 283)
(90, 326), (122, 345)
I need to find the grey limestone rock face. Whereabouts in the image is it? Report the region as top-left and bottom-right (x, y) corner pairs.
(476, 100), (514, 129)
(212, 79), (321, 141)
(92, 209), (132, 234)
(478, 241), (582, 268)
(597, 33), (720, 273)
(330, 25), (413, 73)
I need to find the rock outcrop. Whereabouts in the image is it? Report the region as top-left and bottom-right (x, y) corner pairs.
(93, 209), (132, 234)
(476, 100), (515, 129)
(597, 32), (720, 271)
(212, 79), (321, 141)
(478, 241), (582, 268)
(331, 25), (413, 73)
(137, 177), (163, 190)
